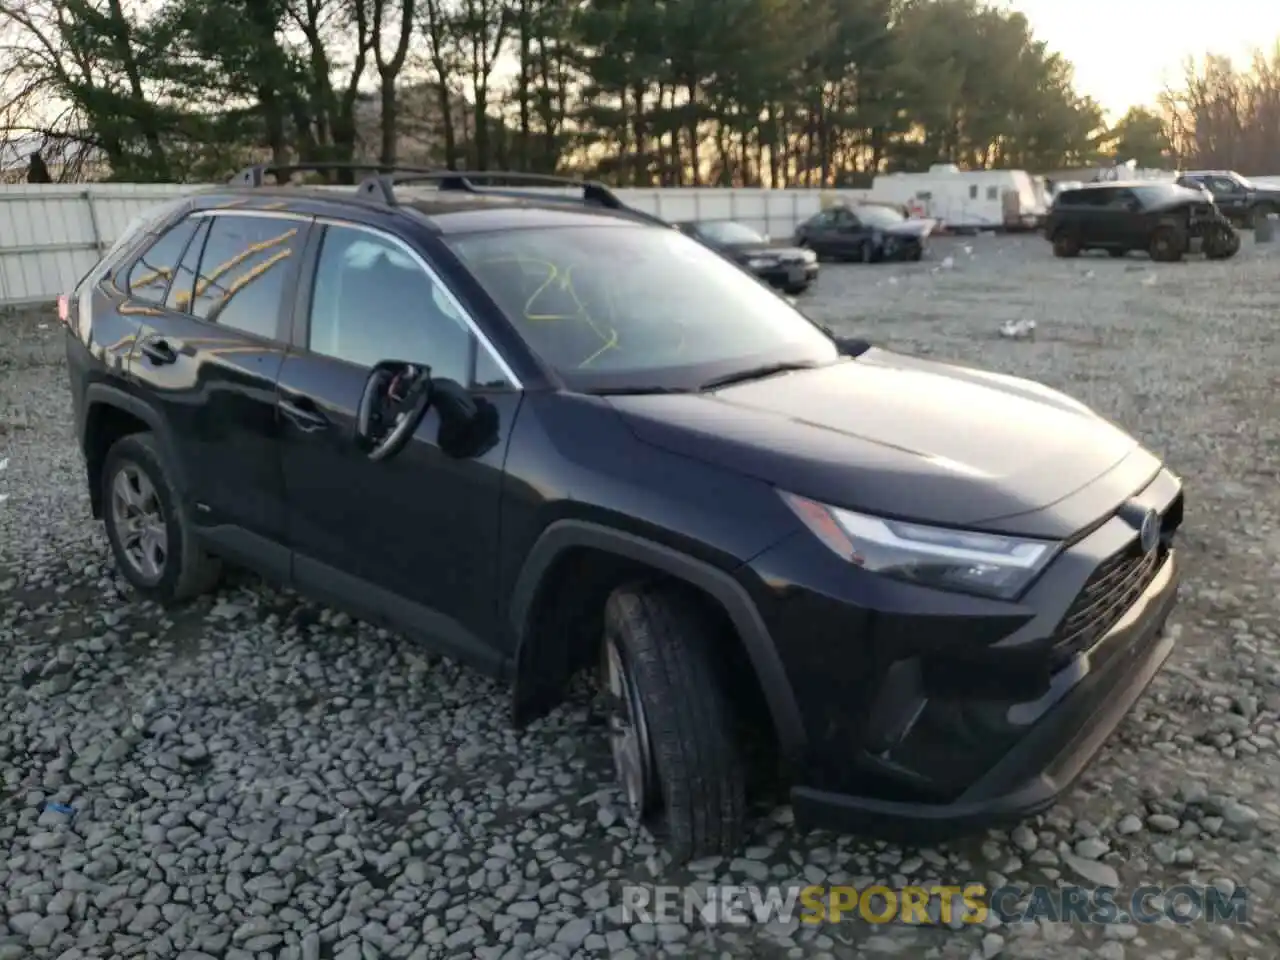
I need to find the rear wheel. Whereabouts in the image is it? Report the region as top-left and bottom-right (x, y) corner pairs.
(101, 433), (222, 604)
(1051, 232), (1080, 258)
(1148, 225), (1185, 262)
(599, 583), (747, 862)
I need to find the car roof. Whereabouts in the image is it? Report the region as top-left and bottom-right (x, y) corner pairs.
(209, 184), (656, 235)
(204, 166), (675, 237)
(1067, 181), (1179, 191)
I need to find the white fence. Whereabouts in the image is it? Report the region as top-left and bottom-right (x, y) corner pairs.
(0, 183), (871, 307)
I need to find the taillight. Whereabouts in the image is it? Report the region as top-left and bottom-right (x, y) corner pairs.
(57, 294), (69, 325)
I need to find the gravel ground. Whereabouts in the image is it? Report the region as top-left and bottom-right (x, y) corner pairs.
(2, 233), (1279, 960)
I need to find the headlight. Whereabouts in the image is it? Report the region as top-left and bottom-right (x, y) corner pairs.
(802, 249), (817, 263)
(780, 491), (1059, 600)
(747, 257), (779, 269)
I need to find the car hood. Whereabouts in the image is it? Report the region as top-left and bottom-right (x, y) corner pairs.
(607, 348), (1160, 539)
(880, 218), (936, 238)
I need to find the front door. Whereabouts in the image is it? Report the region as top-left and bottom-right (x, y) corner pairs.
(275, 219), (524, 672)
(122, 208), (308, 575)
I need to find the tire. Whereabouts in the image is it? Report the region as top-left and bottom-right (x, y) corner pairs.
(1051, 233), (1080, 258)
(600, 583), (747, 862)
(782, 283), (809, 296)
(102, 432), (222, 604)
(1148, 225), (1185, 262)
(1204, 223), (1240, 260)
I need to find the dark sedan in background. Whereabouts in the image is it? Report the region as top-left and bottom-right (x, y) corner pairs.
(794, 203), (936, 263)
(675, 219), (819, 294)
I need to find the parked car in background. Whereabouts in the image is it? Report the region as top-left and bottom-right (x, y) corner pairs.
(1045, 181), (1239, 262)
(793, 203), (935, 263)
(675, 219), (818, 294)
(1176, 170), (1280, 226)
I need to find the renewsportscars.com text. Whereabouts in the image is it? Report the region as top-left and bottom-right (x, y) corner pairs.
(621, 883), (1249, 927)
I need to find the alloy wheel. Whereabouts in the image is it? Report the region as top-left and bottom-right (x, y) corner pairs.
(110, 463), (168, 582)
(601, 635), (658, 818)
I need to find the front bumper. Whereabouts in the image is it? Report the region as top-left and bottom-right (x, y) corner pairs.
(791, 549), (1177, 839)
(881, 235), (925, 260)
(741, 467), (1183, 839)
(757, 262), (819, 289)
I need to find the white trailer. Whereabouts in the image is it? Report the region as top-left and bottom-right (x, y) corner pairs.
(868, 164), (1047, 231)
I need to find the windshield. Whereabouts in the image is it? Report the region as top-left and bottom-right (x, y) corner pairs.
(446, 224), (838, 392)
(696, 220), (767, 244)
(856, 205), (907, 228)
(1233, 173), (1256, 190)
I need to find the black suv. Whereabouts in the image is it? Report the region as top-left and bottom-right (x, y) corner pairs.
(1177, 170), (1280, 226)
(64, 165), (1184, 861)
(1045, 181), (1239, 261)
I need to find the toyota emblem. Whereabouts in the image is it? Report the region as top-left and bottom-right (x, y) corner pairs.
(1139, 508), (1160, 554)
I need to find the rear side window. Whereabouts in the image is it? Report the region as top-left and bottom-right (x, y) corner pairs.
(1057, 190), (1106, 207)
(191, 214), (303, 339)
(164, 219), (210, 313)
(126, 217), (201, 304)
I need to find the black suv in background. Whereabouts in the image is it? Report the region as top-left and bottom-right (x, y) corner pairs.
(64, 165), (1183, 861)
(1045, 181), (1238, 261)
(674, 219), (818, 294)
(1177, 170), (1280, 226)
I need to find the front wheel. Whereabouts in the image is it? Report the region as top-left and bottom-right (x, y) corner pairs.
(599, 583), (747, 862)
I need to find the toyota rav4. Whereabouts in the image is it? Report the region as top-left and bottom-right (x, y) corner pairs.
(63, 165), (1184, 861)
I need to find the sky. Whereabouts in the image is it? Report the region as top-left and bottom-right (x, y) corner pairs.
(1004, 0), (1280, 120)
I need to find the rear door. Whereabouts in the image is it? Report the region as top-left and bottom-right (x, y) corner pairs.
(125, 208), (310, 576)
(799, 209), (843, 256)
(1102, 188), (1144, 247)
(274, 218), (524, 672)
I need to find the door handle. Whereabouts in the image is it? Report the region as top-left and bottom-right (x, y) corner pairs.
(139, 336), (177, 365)
(280, 396), (328, 432)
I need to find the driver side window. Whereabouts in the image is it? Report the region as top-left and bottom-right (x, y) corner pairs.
(307, 224), (498, 387)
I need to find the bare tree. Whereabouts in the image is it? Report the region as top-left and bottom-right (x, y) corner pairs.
(371, 0), (415, 164)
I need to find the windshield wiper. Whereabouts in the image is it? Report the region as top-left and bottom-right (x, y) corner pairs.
(698, 361), (818, 392)
(588, 385), (691, 396)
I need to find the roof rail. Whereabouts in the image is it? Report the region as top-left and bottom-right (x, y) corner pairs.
(229, 162), (438, 187)
(354, 169), (672, 226)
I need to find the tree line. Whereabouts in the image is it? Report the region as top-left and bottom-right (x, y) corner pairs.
(0, 0), (1276, 185)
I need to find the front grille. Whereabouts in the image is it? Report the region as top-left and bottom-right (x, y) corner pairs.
(1049, 539), (1164, 668)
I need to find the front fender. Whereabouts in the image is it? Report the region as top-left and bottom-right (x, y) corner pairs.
(508, 519), (808, 762)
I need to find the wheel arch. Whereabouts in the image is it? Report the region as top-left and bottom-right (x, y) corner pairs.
(507, 520), (807, 764)
(83, 384), (185, 519)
